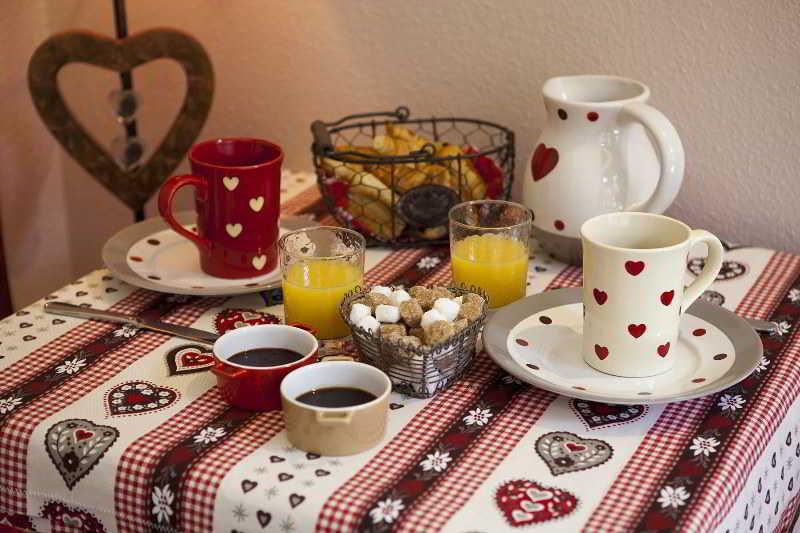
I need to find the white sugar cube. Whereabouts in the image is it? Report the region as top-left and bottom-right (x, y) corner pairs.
(433, 298), (460, 322)
(389, 289), (411, 306)
(369, 286), (393, 297)
(375, 304), (401, 323)
(420, 308), (446, 329)
(356, 315), (380, 334)
(349, 303), (372, 324)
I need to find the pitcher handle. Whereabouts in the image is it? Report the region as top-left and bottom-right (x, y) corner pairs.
(619, 103), (685, 214)
(681, 230), (724, 313)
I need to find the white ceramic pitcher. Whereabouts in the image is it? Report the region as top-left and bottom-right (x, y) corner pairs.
(522, 75), (684, 265)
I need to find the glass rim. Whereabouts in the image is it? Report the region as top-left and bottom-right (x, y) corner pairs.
(448, 199), (533, 232)
(278, 225), (366, 261)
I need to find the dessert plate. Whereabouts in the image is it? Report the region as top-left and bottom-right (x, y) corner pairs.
(483, 288), (763, 404)
(102, 212), (282, 296)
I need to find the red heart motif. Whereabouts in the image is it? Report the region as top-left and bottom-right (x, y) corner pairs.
(565, 442), (586, 452)
(657, 342), (670, 357)
(214, 308), (280, 335)
(625, 261), (645, 276)
(660, 290), (674, 306)
(105, 380), (180, 417)
(593, 289), (607, 305)
(182, 352), (214, 367)
(531, 143), (559, 181)
(74, 429), (94, 441)
(496, 479), (577, 527)
(594, 344), (609, 360)
(628, 324), (646, 338)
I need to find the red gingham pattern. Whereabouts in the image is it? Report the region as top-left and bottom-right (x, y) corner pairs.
(0, 289), (157, 394)
(180, 410), (284, 532)
(681, 271), (800, 530)
(776, 491), (800, 533)
(398, 387), (558, 532)
(280, 185), (320, 214)
(316, 357), (500, 532)
(114, 388), (229, 533)
(363, 248), (430, 285)
(0, 297), (224, 515)
(586, 251), (800, 531)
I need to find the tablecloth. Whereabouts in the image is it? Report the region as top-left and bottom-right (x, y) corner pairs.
(0, 174), (799, 532)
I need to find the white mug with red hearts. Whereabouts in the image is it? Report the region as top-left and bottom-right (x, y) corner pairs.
(581, 212), (724, 377)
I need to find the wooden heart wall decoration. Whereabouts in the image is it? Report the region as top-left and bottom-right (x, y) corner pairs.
(28, 29), (214, 211)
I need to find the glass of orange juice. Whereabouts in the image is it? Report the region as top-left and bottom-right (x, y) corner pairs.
(449, 200), (532, 308)
(279, 226), (365, 339)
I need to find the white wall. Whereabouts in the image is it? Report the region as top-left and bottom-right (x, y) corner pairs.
(1, 0), (798, 307)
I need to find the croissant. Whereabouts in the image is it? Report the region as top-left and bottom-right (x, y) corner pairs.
(348, 191), (406, 240)
(435, 144), (486, 200)
(321, 157), (395, 207)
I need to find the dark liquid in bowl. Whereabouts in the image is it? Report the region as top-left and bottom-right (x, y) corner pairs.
(228, 348), (304, 367)
(296, 387), (377, 408)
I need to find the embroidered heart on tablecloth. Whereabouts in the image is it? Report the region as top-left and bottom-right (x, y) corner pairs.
(535, 431), (613, 476)
(569, 399), (647, 430)
(45, 419), (119, 489)
(41, 501), (106, 533)
(495, 479), (577, 527)
(166, 344), (215, 375)
(104, 380), (179, 416)
(214, 308), (280, 335)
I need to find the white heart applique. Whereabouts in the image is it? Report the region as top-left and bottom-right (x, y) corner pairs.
(249, 196), (264, 212)
(252, 255), (267, 270)
(511, 510), (533, 522)
(223, 176), (239, 191)
(526, 488), (553, 502)
(226, 223), (243, 238)
(521, 500), (545, 512)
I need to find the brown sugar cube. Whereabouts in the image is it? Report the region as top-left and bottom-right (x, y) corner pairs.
(424, 320), (457, 346)
(408, 327), (425, 341)
(453, 318), (469, 333)
(366, 293), (391, 309)
(462, 293), (485, 308)
(379, 324), (407, 339)
(430, 286), (453, 300)
(458, 302), (483, 323)
(408, 286), (436, 310)
(399, 299), (424, 327)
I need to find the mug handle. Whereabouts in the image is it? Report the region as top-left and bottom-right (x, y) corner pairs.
(619, 103), (685, 214)
(316, 411), (354, 425)
(157, 175), (212, 250)
(210, 361), (247, 379)
(681, 230), (724, 313)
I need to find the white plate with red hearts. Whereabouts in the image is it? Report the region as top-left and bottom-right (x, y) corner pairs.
(102, 212), (283, 296)
(484, 288), (762, 404)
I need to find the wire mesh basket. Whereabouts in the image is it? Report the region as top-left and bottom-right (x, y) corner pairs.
(311, 106), (515, 247)
(339, 285), (487, 398)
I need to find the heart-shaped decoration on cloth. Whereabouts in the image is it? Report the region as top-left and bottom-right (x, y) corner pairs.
(530, 143), (559, 181)
(166, 344), (215, 375)
(535, 431), (614, 476)
(28, 29), (213, 211)
(104, 380), (179, 417)
(214, 308), (280, 335)
(45, 419), (119, 489)
(495, 479), (577, 527)
(570, 399), (648, 430)
(41, 501), (105, 533)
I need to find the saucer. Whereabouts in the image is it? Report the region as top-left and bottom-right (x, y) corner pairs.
(483, 288), (763, 404)
(102, 212), (282, 296)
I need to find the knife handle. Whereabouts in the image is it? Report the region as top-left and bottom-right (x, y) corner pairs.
(44, 302), (135, 324)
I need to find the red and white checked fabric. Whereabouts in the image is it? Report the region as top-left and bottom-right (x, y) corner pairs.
(776, 491), (800, 532)
(114, 388), (229, 533)
(0, 297), (223, 515)
(180, 410), (284, 532)
(280, 185), (321, 214)
(363, 248), (430, 285)
(0, 289), (157, 394)
(316, 357), (500, 532)
(398, 387), (557, 532)
(586, 251), (800, 531)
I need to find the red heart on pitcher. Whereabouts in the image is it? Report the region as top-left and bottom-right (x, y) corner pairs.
(657, 342), (670, 357)
(625, 261), (645, 276)
(593, 289), (607, 305)
(495, 479), (577, 527)
(628, 324), (646, 338)
(660, 290), (674, 306)
(531, 143), (559, 181)
(594, 344), (609, 360)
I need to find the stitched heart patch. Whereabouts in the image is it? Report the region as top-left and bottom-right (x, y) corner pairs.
(45, 419), (119, 489)
(104, 380), (179, 417)
(495, 479), (577, 527)
(535, 431), (613, 476)
(592, 289), (607, 305)
(570, 400), (647, 430)
(166, 344), (215, 376)
(625, 261), (645, 276)
(530, 143), (559, 181)
(214, 309), (280, 335)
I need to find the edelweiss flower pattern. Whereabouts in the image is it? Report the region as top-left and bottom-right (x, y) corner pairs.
(689, 436), (720, 457)
(112, 324), (139, 338)
(0, 395), (22, 414)
(55, 357), (86, 375)
(151, 484), (174, 523)
(789, 288), (800, 302)
(193, 426), (227, 445)
(754, 356), (770, 373)
(369, 497), (405, 524)
(657, 485), (690, 509)
(420, 450), (452, 472)
(416, 256), (441, 270)
(463, 407), (492, 426)
(717, 394), (745, 412)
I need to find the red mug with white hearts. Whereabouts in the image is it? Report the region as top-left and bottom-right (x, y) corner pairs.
(158, 138), (283, 279)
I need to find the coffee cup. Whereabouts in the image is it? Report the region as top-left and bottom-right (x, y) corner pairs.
(581, 212), (724, 377)
(280, 361), (391, 456)
(158, 137), (284, 279)
(212, 324), (318, 411)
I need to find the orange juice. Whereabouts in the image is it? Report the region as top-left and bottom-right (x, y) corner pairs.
(451, 233), (529, 308)
(282, 259), (363, 339)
